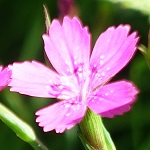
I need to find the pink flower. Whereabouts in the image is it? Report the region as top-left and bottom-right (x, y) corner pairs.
(8, 16), (139, 133)
(0, 66), (11, 91)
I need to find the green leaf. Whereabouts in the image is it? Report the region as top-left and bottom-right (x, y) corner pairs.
(109, 0), (150, 16)
(0, 102), (48, 150)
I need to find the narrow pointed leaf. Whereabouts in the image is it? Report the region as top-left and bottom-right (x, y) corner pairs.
(43, 5), (51, 33)
(0, 103), (48, 150)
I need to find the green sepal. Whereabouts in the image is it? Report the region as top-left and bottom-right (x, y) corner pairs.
(79, 109), (116, 150)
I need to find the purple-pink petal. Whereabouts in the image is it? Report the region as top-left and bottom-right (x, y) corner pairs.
(8, 61), (61, 98)
(43, 16), (90, 76)
(87, 80), (139, 118)
(90, 25), (139, 90)
(36, 98), (86, 133)
(0, 66), (11, 91)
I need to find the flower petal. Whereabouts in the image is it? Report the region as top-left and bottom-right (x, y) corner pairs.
(87, 80), (139, 118)
(90, 25), (139, 89)
(0, 67), (11, 91)
(43, 16), (90, 75)
(8, 61), (61, 98)
(36, 98), (86, 133)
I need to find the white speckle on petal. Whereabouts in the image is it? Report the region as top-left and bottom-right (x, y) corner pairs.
(96, 73), (101, 78)
(59, 85), (64, 89)
(94, 96), (97, 99)
(66, 113), (70, 116)
(66, 68), (73, 74)
(105, 92), (109, 96)
(65, 60), (71, 66)
(110, 90), (114, 93)
(48, 80), (52, 83)
(100, 60), (104, 65)
(101, 72), (105, 76)
(78, 59), (82, 63)
(106, 67), (110, 71)
(74, 56), (77, 59)
(74, 60), (77, 65)
(70, 104), (81, 111)
(64, 103), (71, 108)
(78, 67), (82, 72)
(97, 69), (101, 73)
(76, 46), (79, 50)
(100, 55), (104, 59)
(76, 107), (80, 110)
(45, 85), (50, 89)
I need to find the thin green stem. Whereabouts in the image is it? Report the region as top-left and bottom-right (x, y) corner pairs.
(30, 139), (49, 150)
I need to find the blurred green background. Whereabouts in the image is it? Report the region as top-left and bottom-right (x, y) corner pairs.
(0, 0), (150, 150)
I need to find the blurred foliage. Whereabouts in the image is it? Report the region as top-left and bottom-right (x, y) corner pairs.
(110, 0), (150, 16)
(0, 0), (150, 150)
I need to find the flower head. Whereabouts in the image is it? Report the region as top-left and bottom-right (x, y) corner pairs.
(9, 16), (139, 133)
(0, 66), (11, 91)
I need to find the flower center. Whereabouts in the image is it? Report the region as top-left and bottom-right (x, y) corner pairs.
(72, 62), (91, 102)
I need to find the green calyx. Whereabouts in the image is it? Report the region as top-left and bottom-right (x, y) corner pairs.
(79, 109), (116, 150)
